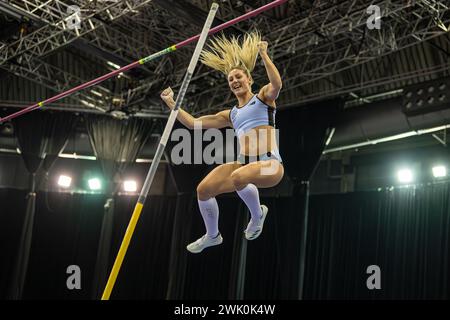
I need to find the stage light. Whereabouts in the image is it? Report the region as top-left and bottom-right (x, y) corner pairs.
(432, 165), (446, 178)
(58, 175), (72, 188)
(402, 78), (450, 116)
(397, 169), (413, 183)
(123, 180), (137, 192)
(88, 178), (101, 190)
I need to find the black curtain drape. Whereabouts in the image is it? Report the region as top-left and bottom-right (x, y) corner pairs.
(22, 192), (106, 299)
(86, 116), (156, 185)
(306, 183), (450, 299)
(0, 189), (28, 299)
(41, 113), (79, 211)
(106, 194), (179, 299)
(165, 193), (196, 299)
(2, 181), (449, 299)
(274, 99), (343, 299)
(42, 112), (79, 173)
(85, 115), (155, 299)
(8, 111), (77, 300)
(12, 113), (48, 174)
(2, 190), (179, 300)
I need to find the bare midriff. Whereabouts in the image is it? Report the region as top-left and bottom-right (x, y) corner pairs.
(238, 124), (278, 156)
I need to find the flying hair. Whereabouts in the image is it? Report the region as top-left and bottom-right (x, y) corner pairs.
(200, 31), (261, 77)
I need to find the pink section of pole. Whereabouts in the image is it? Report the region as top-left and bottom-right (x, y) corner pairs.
(0, 0), (288, 123)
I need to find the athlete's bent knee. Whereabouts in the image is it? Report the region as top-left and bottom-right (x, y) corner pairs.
(231, 171), (247, 190)
(197, 182), (213, 200)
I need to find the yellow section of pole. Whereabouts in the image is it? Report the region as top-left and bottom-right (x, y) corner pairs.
(101, 202), (144, 300)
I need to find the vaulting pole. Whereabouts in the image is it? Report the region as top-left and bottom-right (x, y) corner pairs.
(101, 2), (219, 300)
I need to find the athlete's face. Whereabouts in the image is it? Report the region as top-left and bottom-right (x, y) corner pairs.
(228, 69), (252, 96)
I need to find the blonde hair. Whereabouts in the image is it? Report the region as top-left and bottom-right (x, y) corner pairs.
(200, 31), (261, 77)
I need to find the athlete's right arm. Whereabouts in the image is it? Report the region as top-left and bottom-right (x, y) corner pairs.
(161, 87), (231, 130)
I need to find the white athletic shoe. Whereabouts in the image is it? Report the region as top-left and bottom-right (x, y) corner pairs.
(244, 205), (268, 240)
(186, 233), (223, 253)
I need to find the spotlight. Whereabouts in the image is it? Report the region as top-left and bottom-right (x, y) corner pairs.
(58, 175), (72, 188)
(432, 165), (446, 178)
(397, 169), (413, 183)
(88, 178), (101, 190)
(123, 180), (137, 192)
(402, 78), (450, 116)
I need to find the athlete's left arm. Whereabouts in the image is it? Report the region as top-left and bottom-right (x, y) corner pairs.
(258, 41), (282, 103)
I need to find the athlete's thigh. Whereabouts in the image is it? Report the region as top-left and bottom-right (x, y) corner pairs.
(199, 162), (242, 194)
(232, 160), (284, 188)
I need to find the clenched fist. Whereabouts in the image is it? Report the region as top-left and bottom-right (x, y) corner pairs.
(160, 87), (175, 109)
(257, 41), (268, 55)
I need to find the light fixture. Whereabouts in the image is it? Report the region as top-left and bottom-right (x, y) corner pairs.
(432, 165), (446, 178)
(88, 178), (101, 190)
(123, 180), (137, 192)
(397, 169), (413, 183)
(58, 175), (72, 188)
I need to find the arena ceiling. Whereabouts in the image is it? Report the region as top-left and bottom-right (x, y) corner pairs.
(0, 0), (449, 119)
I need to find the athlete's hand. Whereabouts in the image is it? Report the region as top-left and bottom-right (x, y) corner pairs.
(160, 87), (175, 109)
(257, 41), (268, 56)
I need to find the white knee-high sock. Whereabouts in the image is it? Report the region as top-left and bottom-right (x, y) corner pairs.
(236, 183), (262, 221)
(198, 198), (219, 237)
